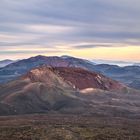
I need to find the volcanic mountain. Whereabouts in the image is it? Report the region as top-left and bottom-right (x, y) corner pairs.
(1, 55), (140, 90)
(3, 65), (125, 95)
(0, 65), (140, 117)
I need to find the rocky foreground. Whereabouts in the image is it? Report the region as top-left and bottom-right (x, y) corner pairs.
(0, 114), (140, 140)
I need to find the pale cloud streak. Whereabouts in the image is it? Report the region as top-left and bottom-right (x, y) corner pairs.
(0, 0), (140, 60)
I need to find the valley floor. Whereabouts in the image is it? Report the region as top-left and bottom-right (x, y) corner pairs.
(0, 114), (140, 140)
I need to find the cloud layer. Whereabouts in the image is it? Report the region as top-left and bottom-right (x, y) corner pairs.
(0, 0), (140, 60)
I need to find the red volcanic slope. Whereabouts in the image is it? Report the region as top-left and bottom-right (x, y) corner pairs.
(23, 66), (125, 91)
(53, 67), (125, 91)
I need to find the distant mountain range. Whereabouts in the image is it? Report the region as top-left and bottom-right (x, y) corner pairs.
(0, 65), (140, 117)
(134, 63), (140, 66)
(92, 59), (137, 67)
(0, 55), (140, 90)
(93, 64), (140, 90)
(0, 55), (96, 83)
(0, 59), (14, 68)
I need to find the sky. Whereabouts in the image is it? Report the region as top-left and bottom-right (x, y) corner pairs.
(0, 0), (140, 61)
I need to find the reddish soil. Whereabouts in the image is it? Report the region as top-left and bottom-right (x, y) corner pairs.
(53, 67), (125, 91)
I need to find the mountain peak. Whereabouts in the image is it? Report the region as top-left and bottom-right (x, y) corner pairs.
(22, 66), (58, 85)
(21, 65), (125, 91)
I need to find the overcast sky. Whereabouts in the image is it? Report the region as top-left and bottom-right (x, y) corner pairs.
(0, 0), (140, 61)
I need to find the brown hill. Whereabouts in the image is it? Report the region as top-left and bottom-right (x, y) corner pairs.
(0, 66), (139, 117)
(20, 66), (125, 92)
